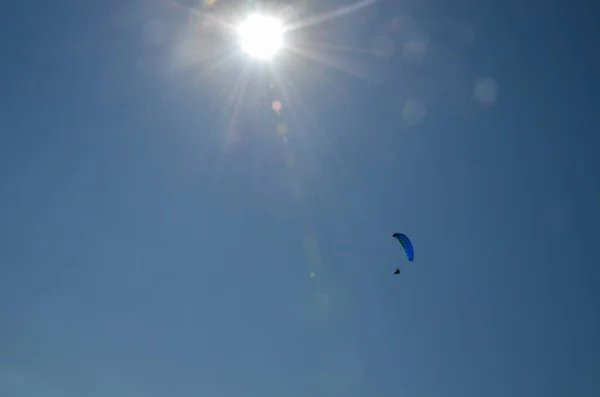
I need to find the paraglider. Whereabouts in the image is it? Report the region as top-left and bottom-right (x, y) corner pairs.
(392, 232), (414, 275)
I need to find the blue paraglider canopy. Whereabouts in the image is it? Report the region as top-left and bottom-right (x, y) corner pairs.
(392, 233), (414, 261)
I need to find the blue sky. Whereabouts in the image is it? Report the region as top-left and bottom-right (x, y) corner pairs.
(1, 0), (599, 396)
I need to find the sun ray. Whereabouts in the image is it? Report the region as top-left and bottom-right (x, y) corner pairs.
(285, 45), (373, 84)
(222, 62), (252, 148)
(154, 0), (241, 32)
(268, 64), (357, 198)
(286, 0), (378, 32)
(298, 40), (373, 56)
(269, 66), (319, 136)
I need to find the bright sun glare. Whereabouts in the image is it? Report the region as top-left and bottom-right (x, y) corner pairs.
(237, 14), (284, 60)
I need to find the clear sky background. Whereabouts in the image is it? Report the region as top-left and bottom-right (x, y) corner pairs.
(1, 0), (599, 396)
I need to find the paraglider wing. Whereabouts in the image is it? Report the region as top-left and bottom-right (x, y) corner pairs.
(392, 233), (414, 261)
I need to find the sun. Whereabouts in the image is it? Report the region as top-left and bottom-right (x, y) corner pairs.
(237, 13), (284, 60)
